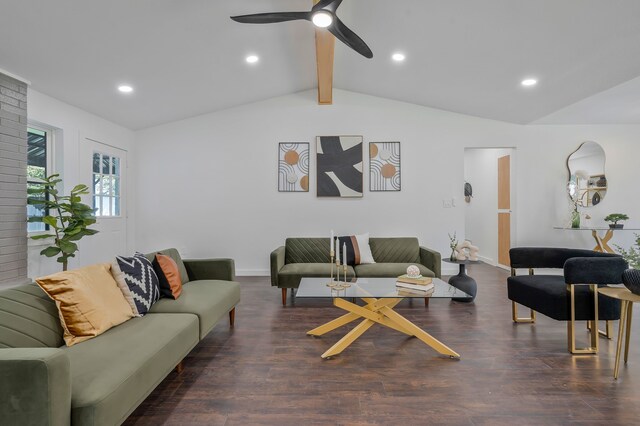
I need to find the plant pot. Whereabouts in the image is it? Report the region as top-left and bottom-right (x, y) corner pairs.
(623, 269), (640, 295)
(609, 224), (624, 229)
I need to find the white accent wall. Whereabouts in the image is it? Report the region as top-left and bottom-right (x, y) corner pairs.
(27, 89), (136, 279)
(134, 89), (640, 275)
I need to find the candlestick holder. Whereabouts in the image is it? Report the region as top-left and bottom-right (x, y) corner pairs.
(342, 264), (351, 288)
(334, 258), (346, 291)
(326, 251), (336, 288)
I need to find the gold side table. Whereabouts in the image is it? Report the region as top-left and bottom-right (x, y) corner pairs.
(598, 287), (640, 379)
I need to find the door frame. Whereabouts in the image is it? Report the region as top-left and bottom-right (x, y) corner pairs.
(78, 134), (130, 259)
(463, 147), (516, 270)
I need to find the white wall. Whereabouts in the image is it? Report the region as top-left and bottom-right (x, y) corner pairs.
(27, 89), (136, 278)
(464, 148), (513, 266)
(133, 89), (640, 276)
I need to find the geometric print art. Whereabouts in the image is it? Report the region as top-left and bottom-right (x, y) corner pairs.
(112, 252), (160, 316)
(278, 142), (309, 192)
(370, 142), (400, 191)
(316, 135), (363, 197)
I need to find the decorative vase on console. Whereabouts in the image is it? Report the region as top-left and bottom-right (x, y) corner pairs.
(571, 207), (580, 229)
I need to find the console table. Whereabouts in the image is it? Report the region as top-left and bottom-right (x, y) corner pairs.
(553, 227), (640, 253)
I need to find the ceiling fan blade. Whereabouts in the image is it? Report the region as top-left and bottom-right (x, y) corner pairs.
(329, 18), (373, 59)
(230, 12), (310, 24)
(312, 0), (343, 12)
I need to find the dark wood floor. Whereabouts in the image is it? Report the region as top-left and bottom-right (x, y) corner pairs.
(125, 264), (640, 425)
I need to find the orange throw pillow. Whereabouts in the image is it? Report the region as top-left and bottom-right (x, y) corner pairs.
(153, 254), (183, 299)
(35, 263), (135, 346)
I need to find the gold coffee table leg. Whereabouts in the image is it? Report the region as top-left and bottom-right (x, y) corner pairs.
(310, 297), (460, 359)
(321, 318), (375, 359)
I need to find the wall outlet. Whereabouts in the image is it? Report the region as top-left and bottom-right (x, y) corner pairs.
(442, 199), (452, 208)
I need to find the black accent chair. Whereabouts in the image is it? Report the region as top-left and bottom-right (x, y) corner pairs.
(507, 247), (627, 354)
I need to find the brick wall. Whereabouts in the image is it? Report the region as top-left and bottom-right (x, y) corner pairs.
(0, 72), (28, 285)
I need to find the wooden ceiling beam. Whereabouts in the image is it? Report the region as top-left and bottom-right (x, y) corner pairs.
(314, 1), (335, 105)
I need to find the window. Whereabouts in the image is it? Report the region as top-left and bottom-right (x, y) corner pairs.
(27, 126), (52, 232)
(92, 152), (121, 217)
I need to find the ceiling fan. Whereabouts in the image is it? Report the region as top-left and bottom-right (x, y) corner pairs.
(230, 0), (373, 59)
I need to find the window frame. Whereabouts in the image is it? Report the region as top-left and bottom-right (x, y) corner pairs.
(26, 122), (55, 235)
(91, 151), (122, 218)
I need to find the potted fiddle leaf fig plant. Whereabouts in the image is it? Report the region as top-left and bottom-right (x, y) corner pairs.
(604, 213), (629, 229)
(616, 234), (640, 294)
(28, 174), (99, 271)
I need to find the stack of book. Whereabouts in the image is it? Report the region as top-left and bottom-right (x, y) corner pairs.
(396, 274), (435, 295)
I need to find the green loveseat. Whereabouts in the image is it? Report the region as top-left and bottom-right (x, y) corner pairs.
(271, 237), (441, 305)
(0, 248), (240, 426)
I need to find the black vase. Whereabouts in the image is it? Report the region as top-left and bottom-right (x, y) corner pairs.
(623, 269), (640, 295)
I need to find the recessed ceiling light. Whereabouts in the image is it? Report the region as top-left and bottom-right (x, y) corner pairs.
(245, 55), (259, 64)
(312, 11), (333, 28)
(392, 52), (406, 62)
(521, 78), (538, 87)
(117, 85), (133, 93)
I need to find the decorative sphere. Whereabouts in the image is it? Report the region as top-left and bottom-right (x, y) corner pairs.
(406, 265), (421, 278)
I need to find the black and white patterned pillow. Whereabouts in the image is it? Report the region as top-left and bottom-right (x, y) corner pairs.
(112, 252), (160, 316)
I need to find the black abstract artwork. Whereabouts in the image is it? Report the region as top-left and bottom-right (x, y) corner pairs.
(316, 136), (363, 197)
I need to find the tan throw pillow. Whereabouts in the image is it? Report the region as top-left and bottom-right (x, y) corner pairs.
(35, 263), (136, 347)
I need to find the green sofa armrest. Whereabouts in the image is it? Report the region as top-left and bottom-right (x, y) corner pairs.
(420, 246), (442, 278)
(0, 348), (71, 426)
(183, 258), (236, 281)
(270, 246), (286, 287)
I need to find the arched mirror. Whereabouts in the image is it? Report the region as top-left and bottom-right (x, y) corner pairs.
(567, 141), (607, 207)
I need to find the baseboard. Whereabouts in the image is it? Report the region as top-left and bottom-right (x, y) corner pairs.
(478, 255), (495, 266)
(236, 269), (269, 277)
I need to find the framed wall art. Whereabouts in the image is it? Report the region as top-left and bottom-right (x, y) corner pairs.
(278, 142), (309, 192)
(370, 142), (400, 191)
(316, 136), (363, 198)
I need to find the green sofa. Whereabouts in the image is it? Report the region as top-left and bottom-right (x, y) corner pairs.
(271, 237), (441, 305)
(0, 248), (240, 426)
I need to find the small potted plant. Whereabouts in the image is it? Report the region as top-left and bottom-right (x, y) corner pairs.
(604, 213), (629, 229)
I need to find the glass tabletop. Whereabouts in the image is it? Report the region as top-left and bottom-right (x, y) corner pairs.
(295, 277), (472, 299)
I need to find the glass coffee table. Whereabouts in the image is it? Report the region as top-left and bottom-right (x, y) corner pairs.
(296, 277), (471, 359)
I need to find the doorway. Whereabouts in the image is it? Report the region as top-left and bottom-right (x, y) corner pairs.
(463, 148), (515, 269)
(79, 137), (128, 265)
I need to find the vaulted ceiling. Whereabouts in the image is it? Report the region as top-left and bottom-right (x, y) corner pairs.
(2, 0), (640, 130)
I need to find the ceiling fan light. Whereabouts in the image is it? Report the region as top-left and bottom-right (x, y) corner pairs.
(312, 11), (333, 28)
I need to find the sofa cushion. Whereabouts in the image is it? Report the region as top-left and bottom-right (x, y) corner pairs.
(145, 248), (190, 285)
(354, 263), (435, 278)
(64, 313), (198, 426)
(278, 263), (356, 288)
(369, 238), (420, 263)
(36, 264), (135, 347)
(507, 275), (620, 321)
(285, 238), (331, 264)
(149, 280), (240, 339)
(0, 283), (63, 348)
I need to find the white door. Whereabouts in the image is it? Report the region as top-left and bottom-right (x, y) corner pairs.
(78, 138), (128, 265)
